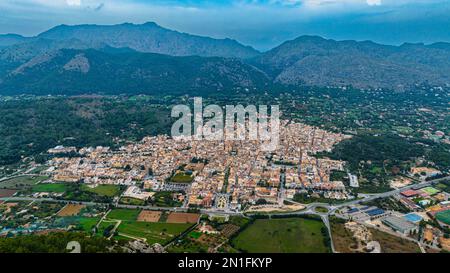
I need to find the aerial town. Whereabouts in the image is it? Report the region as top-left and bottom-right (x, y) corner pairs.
(1, 118), (448, 254)
(46, 120), (351, 211)
(1, 0), (450, 257)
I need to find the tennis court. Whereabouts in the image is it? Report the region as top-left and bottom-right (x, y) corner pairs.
(403, 213), (422, 223)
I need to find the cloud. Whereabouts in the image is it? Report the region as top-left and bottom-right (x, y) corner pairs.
(66, 0), (81, 6)
(0, 0), (449, 50)
(366, 0), (381, 5)
(94, 3), (104, 11)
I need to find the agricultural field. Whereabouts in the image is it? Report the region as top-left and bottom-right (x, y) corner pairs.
(219, 224), (241, 238)
(57, 204), (85, 217)
(231, 217), (330, 253)
(0, 189), (17, 198)
(166, 212), (200, 224)
(0, 176), (49, 190)
(31, 203), (65, 218)
(32, 183), (68, 193)
(107, 209), (140, 221)
(137, 211), (162, 223)
(81, 184), (121, 197)
(104, 209), (195, 245)
(77, 217), (101, 233)
(117, 221), (192, 245)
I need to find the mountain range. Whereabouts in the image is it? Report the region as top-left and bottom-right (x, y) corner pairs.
(1, 22), (450, 95)
(0, 48), (269, 95)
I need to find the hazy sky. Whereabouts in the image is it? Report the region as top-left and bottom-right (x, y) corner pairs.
(1, 0), (450, 50)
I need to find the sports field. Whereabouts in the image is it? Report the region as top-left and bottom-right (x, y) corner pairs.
(421, 187), (440, 196)
(232, 217), (330, 253)
(57, 204), (85, 216)
(436, 210), (450, 225)
(170, 172), (194, 183)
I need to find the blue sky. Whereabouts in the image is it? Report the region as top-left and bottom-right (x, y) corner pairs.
(1, 0), (450, 50)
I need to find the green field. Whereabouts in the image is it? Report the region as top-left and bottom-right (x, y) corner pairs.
(0, 175), (49, 189)
(435, 182), (450, 193)
(81, 184), (121, 197)
(232, 217), (330, 253)
(32, 183), (68, 193)
(117, 221), (192, 245)
(170, 172), (194, 183)
(436, 210), (450, 225)
(119, 197), (145, 206)
(421, 187), (440, 196)
(77, 217), (101, 232)
(315, 207), (329, 213)
(393, 126), (414, 135)
(188, 231), (202, 239)
(96, 220), (117, 237)
(107, 209), (140, 221)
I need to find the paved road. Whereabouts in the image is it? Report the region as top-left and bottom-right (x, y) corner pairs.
(5, 175), (443, 216)
(0, 196), (243, 216)
(247, 175), (449, 253)
(3, 175), (446, 216)
(1, 175), (447, 253)
(281, 175), (450, 214)
(330, 175), (449, 211)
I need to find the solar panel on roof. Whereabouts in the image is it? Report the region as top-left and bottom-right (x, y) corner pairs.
(347, 208), (359, 214)
(366, 208), (385, 216)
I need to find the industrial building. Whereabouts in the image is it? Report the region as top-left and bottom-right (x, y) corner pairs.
(382, 216), (418, 235)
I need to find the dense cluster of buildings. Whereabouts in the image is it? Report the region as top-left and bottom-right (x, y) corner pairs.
(46, 120), (350, 211)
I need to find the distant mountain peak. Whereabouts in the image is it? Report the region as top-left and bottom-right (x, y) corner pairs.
(294, 35), (327, 41)
(253, 35), (450, 90)
(0, 33), (26, 38)
(35, 22), (260, 59)
(0, 34), (29, 48)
